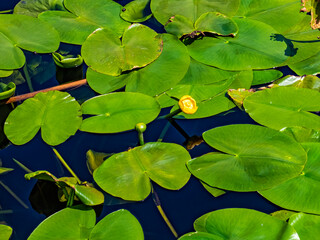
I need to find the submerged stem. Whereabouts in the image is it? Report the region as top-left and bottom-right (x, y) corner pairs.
(0, 9), (13, 13)
(52, 148), (81, 184)
(12, 158), (32, 173)
(151, 185), (178, 238)
(157, 122), (171, 142)
(0, 181), (28, 209)
(23, 64), (34, 92)
(168, 119), (190, 140)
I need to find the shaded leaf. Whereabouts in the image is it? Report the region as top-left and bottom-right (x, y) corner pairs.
(0, 167), (14, 175)
(80, 92), (160, 134)
(188, 124), (307, 191)
(4, 91), (82, 146)
(120, 0), (152, 23)
(0, 82), (16, 100)
(227, 88), (254, 109)
(93, 142), (191, 201)
(200, 181), (226, 198)
(86, 150), (111, 175)
(252, 69), (283, 86)
(244, 87), (320, 130)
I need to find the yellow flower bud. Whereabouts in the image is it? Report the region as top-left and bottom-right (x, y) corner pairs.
(178, 95), (198, 114)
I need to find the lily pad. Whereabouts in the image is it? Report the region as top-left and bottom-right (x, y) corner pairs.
(164, 15), (195, 38)
(289, 52), (320, 75)
(39, 0), (130, 44)
(178, 208), (299, 240)
(52, 52), (83, 68)
(270, 210), (297, 221)
(86, 150), (111, 175)
(151, 0), (240, 25)
(274, 75), (320, 91)
(187, 124), (307, 191)
(80, 92), (160, 133)
(4, 91), (82, 146)
(0, 225), (12, 240)
(120, 0), (152, 23)
(243, 87), (320, 130)
(82, 24), (162, 76)
(93, 142), (191, 201)
(201, 181), (226, 198)
(187, 18), (288, 70)
(14, 0), (66, 17)
(0, 82), (16, 100)
(259, 142), (320, 214)
(280, 126), (320, 143)
(289, 212), (320, 240)
(252, 69), (283, 86)
(0, 14), (60, 70)
(0, 70), (13, 78)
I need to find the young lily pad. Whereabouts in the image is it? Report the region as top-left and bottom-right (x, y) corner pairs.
(259, 142), (320, 214)
(289, 212), (320, 240)
(39, 0), (130, 44)
(0, 70), (13, 78)
(82, 24), (163, 76)
(187, 18), (288, 71)
(0, 225), (12, 240)
(164, 15), (195, 38)
(4, 91), (82, 146)
(80, 92), (160, 133)
(252, 69), (283, 86)
(151, 0), (240, 25)
(52, 52), (83, 68)
(178, 208), (299, 240)
(187, 124), (307, 191)
(0, 14), (59, 70)
(274, 75), (320, 91)
(200, 181), (226, 198)
(86, 150), (111, 175)
(0, 167), (13, 175)
(93, 142), (191, 201)
(120, 0), (152, 23)
(14, 0), (66, 17)
(0, 82), (16, 100)
(289, 52), (320, 75)
(243, 87), (320, 130)
(228, 88), (254, 109)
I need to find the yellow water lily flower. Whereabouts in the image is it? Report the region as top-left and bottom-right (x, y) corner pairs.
(178, 95), (198, 114)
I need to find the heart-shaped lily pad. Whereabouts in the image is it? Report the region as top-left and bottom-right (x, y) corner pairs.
(82, 24), (163, 76)
(0, 14), (59, 70)
(178, 208), (299, 240)
(39, 0), (130, 44)
(187, 124), (307, 191)
(80, 92), (160, 133)
(259, 142), (320, 214)
(188, 18), (288, 70)
(4, 91), (82, 146)
(120, 0), (152, 23)
(244, 87), (320, 130)
(93, 142), (191, 201)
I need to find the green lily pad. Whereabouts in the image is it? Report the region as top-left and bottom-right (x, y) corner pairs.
(289, 52), (320, 75)
(178, 208), (299, 240)
(52, 52), (83, 68)
(120, 0), (152, 23)
(39, 0), (130, 44)
(164, 15), (195, 38)
(243, 87), (320, 130)
(274, 75), (320, 91)
(0, 167), (13, 175)
(82, 24), (162, 76)
(151, 0), (240, 25)
(201, 181), (226, 198)
(0, 225), (12, 240)
(86, 150), (111, 175)
(235, 0), (305, 33)
(187, 124), (307, 191)
(4, 91), (82, 146)
(80, 92), (160, 133)
(14, 0), (66, 17)
(259, 142), (320, 214)
(280, 126), (320, 143)
(0, 14), (59, 70)
(93, 142), (191, 201)
(227, 88), (254, 109)
(28, 205), (96, 239)
(0, 70), (13, 78)
(89, 209), (144, 240)
(0, 82), (16, 100)
(252, 69), (283, 86)
(187, 18), (288, 70)
(289, 212), (320, 240)
(270, 210), (297, 221)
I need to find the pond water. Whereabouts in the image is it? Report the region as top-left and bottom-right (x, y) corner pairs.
(0, 0), (299, 239)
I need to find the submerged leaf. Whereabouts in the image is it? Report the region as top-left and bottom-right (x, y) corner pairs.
(0, 167), (14, 175)
(4, 91), (82, 146)
(93, 142), (191, 201)
(188, 124), (307, 191)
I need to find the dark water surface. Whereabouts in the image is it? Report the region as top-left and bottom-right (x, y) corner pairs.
(0, 1), (290, 239)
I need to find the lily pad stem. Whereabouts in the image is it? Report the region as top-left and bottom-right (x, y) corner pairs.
(158, 109), (182, 119)
(138, 132), (144, 145)
(0, 181), (28, 209)
(157, 122), (171, 142)
(0, 10), (13, 13)
(168, 119), (190, 139)
(13, 158), (32, 173)
(23, 64), (34, 92)
(151, 185), (178, 238)
(52, 148), (81, 184)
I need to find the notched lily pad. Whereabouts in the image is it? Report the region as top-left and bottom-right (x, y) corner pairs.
(4, 91), (82, 146)
(93, 142), (191, 201)
(82, 24), (163, 76)
(188, 124), (307, 191)
(80, 92), (160, 133)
